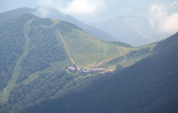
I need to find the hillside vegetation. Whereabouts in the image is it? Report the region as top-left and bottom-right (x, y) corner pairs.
(0, 13), (157, 112)
(22, 32), (178, 113)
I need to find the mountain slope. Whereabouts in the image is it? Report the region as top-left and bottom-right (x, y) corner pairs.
(0, 7), (118, 42)
(0, 13), (140, 97)
(0, 13), (159, 113)
(22, 32), (178, 113)
(55, 21), (121, 67)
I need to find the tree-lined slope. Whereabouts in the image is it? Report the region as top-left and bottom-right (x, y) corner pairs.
(0, 14), (39, 102)
(0, 14), (71, 105)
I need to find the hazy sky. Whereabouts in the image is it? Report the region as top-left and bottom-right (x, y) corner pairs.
(0, 0), (177, 21)
(0, 0), (178, 35)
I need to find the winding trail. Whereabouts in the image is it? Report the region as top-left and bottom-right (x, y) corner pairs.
(84, 61), (96, 68)
(24, 76), (38, 85)
(120, 57), (127, 65)
(4, 88), (7, 99)
(4, 88), (6, 94)
(96, 57), (115, 67)
(4, 88), (8, 102)
(55, 25), (75, 64)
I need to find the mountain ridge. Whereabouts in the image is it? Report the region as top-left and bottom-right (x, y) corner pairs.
(0, 7), (119, 42)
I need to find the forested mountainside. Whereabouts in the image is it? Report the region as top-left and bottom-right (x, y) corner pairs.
(0, 13), (156, 113)
(22, 32), (178, 113)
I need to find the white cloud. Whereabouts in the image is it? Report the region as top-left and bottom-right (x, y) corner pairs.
(38, 0), (56, 7)
(149, 1), (178, 34)
(63, 0), (106, 16)
(161, 12), (178, 33)
(171, 1), (178, 7)
(37, 0), (106, 17)
(36, 6), (49, 16)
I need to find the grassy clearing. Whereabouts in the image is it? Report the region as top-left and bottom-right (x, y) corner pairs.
(59, 28), (121, 68)
(54, 26), (73, 66)
(56, 20), (156, 70)
(100, 43), (156, 69)
(121, 44), (156, 67)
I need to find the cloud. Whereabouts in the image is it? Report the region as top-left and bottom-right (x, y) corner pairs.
(38, 0), (57, 7)
(171, 1), (178, 7)
(149, 1), (178, 34)
(37, 0), (106, 17)
(35, 6), (49, 16)
(63, 0), (106, 16)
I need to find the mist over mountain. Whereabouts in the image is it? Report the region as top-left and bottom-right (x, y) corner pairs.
(93, 16), (153, 47)
(91, 0), (178, 47)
